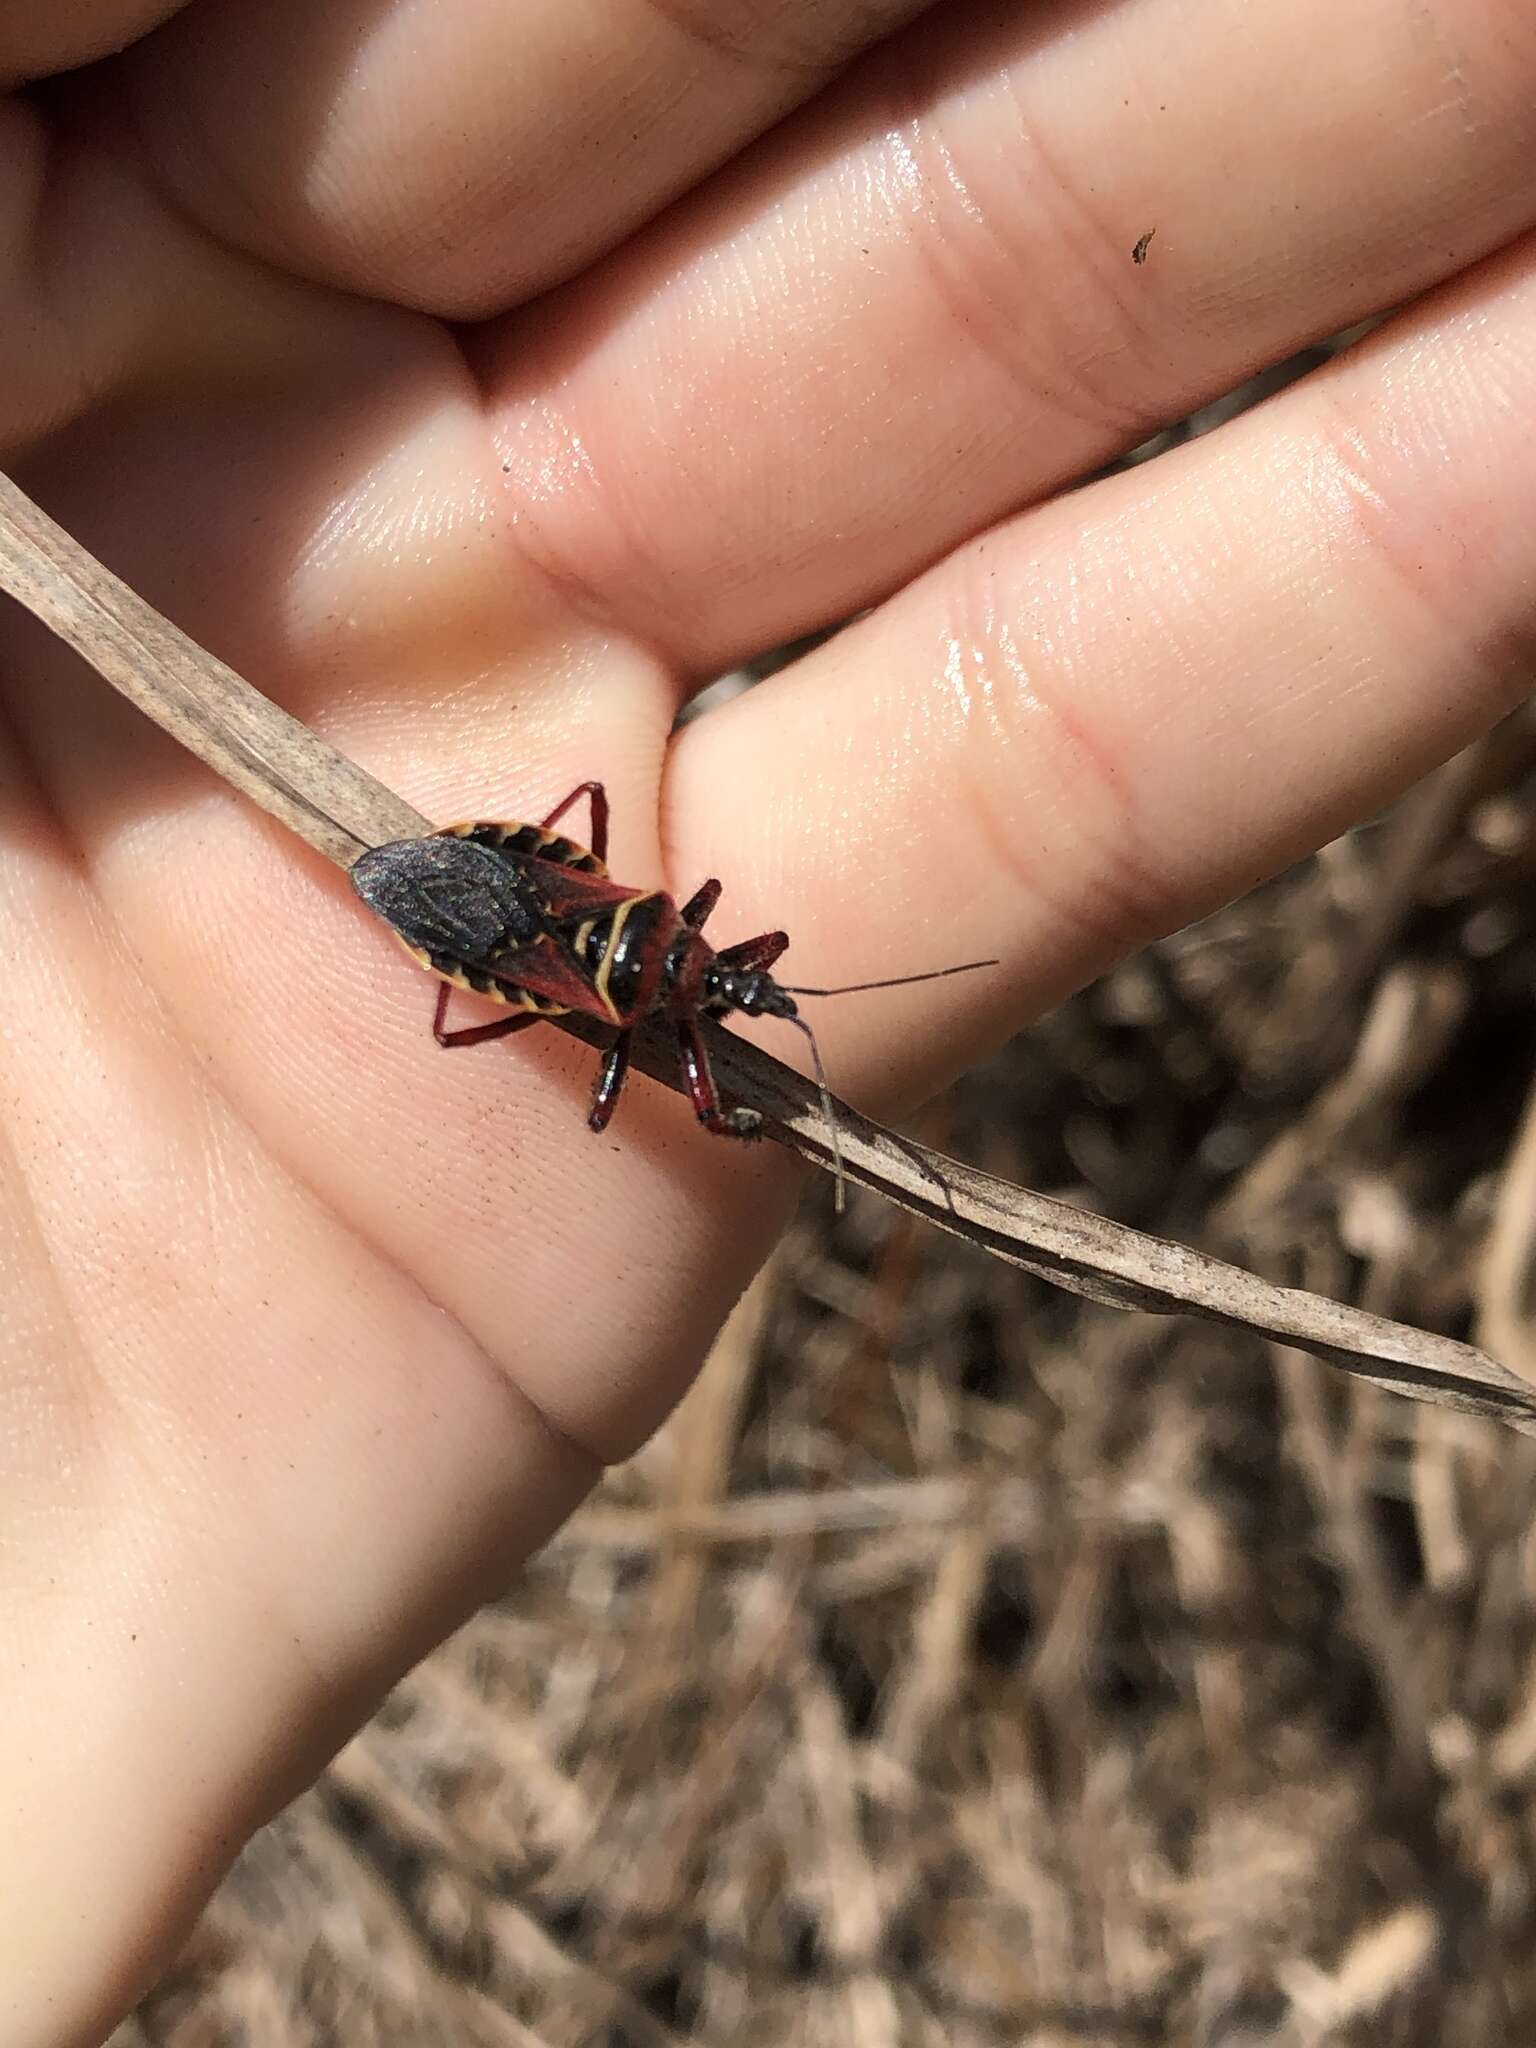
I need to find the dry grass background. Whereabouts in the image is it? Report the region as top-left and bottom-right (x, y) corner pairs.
(114, 363), (1536, 2048)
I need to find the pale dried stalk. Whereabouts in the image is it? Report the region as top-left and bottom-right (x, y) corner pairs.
(2, 467), (1533, 1433)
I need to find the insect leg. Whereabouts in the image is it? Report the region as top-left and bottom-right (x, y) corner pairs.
(432, 982), (545, 1049)
(539, 781), (609, 863)
(677, 1019), (762, 1139)
(716, 930), (790, 973)
(679, 878), (721, 929)
(587, 1029), (633, 1132)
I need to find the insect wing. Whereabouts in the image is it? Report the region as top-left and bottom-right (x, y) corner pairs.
(351, 835), (545, 956)
(507, 855), (644, 921)
(483, 931), (619, 1022)
(433, 822), (642, 920)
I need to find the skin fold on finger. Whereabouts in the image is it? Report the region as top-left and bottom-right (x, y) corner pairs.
(664, 233), (1536, 1110)
(118, 0), (938, 313)
(475, 0), (1536, 670)
(0, 732), (601, 2046)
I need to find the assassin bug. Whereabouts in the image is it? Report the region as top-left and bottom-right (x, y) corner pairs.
(350, 781), (992, 1205)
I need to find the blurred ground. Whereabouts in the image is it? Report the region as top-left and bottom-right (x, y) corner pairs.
(116, 360), (1536, 2048)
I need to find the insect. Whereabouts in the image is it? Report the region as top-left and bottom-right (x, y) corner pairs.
(1132, 229), (1155, 265)
(350, 780), (991, 1204)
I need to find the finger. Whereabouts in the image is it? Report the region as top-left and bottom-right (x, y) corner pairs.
(0, 123), (655, 815)
(119, 0), (936, 313)
(0, 0), (184, 85)
(474, 0), (1536, 668)
(663, 236), (1536, 1105)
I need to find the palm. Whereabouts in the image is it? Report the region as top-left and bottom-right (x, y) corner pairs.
(5, 2), (1536, 2038)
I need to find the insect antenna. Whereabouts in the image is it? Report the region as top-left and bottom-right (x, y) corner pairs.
(782, 1012), (848, 1215)
(774, 958), (997, 1215)
(778, 958), (998, 998)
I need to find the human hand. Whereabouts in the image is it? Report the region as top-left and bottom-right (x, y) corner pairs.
(4, 2), (1534, 2038)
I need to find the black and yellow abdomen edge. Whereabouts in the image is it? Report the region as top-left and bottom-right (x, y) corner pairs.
(436, 819), (607, 875)
(391, 937), (571, 1015)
